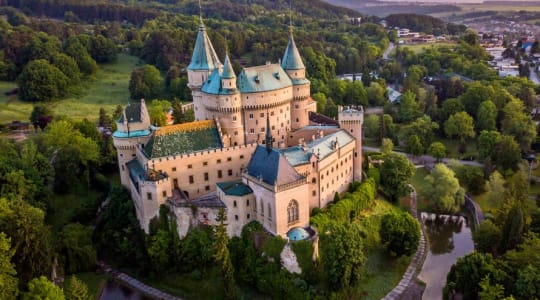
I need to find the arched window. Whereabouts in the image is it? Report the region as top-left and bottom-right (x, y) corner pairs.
(288, 200), (299, 223)
(267, 203), (272, 220)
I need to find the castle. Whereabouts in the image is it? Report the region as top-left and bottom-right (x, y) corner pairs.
(113, 20), (364, 239)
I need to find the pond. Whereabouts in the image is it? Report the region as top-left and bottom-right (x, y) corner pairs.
(418, 213), (475, 300)
(99, 281), (151, 300)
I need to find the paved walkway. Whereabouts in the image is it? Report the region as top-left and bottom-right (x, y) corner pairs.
(98, 261), (181, 300)
(382, 186), (427, 300)
(281, 244), (302, 274)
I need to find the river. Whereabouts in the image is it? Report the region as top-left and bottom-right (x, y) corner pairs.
(418, 213), (475, 300)
(99, 281), (151, 300)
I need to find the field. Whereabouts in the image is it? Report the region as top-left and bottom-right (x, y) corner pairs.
(0, 53), (140, 124)
(394, 42), (457, 55)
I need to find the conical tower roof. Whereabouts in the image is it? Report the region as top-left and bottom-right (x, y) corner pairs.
(188, 21), (222, 71)
(221, 54), (236, 79)
(281, 30), (305, 70)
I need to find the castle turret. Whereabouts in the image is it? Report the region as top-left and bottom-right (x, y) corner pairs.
(112, 99), (153, 187)
(187, 19), (222, 121)
(338, 106), (364, 181)
(282, 29), (314, 130)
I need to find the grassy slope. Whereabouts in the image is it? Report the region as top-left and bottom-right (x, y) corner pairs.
(0, 53), (140, 124)
(393, 42), (457, 55)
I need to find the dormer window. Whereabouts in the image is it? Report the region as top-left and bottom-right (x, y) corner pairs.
(254, 75), (260, 83)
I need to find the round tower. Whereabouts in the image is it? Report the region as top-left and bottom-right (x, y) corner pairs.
(187, 19), (222, 121)
(338, 106), (364, 182)
(216, 54), (244, 146)
(281, 29), (315, 130)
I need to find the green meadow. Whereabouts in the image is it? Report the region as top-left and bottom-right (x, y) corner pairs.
(0, 53), (141, 124)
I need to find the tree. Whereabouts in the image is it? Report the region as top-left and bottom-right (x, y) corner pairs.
(478, 276), (505, 300)
(320, 223), (365, 290)
(23, 276), (64, 300)
(484, 171), (505, 209)
(440, 98), (464, 123)
(428, 142), (446, 162)
(58, 224), (96, 274)
(98, 108), (112, 128)
(476, 100), (497, 132)
(147, 229), (171, 274)
(363, 114), (380, 139)
(473, 220), (501, 256)
(514, 265), (540, 299)
(380, 153), (416, 202)
(477, 130), (501, 161)
(423, 164), (465, 214)
(43, 120), (100, 191)
(18, 59), (68, 102)
(500, 205), (524, 253)
(312, 92), (327, 114)
(501, 98), (537, 152)
(494, 135), (521, 172)
(444, 252), (504, 300)
(0, 232), (18, 300)
(64, 275), (92, 300)
(381, 138), (394, 155)
(0, 198), (52, 285)
(129, 64), (162, 100)
(398, 91), (420, 123)
(401, 115), (439, 150)
(30, 103), (54, 130)
(214, 209), (238, 299)
(444, 111), (476, 152)
(405, 134), (423, 157)
(379, 212), (420, 256)
(148, 99), (171, 126)
(460, 82), (495, 117)
(50, 52), (80, 86)
(367, 81), (386, 106)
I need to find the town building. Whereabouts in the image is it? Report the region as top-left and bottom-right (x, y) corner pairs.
(113, 19), (364, 239)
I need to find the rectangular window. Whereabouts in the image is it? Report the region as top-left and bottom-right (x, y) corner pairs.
(250, 128), (255, 133)
(235, 215), (239, 221)
(249, 113), (253, 119)
(147, 192), (152, 200)
(228, 169), (233, 176)
(246, 200), (250, 206)
(203, 161), (208, 166)
(261, 127), (265, 132)
(217, 159), (221, 164)
(240, 155), (244, 159)
(247, 214), (250, 219)
(172, 167), (176, 172)
(205, 185), (210, 191)
(162, 191), (167, 197)
(260, 113), (264, 117)
(218, 170), (222, 178)
(121, 165), (124, 171)
(227, 157), (232, 161)
(188, 164), (193, 169)
(204, 172), (209, 181)
(189, 175), (194, 184)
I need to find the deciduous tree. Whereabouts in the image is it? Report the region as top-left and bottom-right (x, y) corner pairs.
(129, 64), (162, 100)
(379, 212), (420, 256)
(0, 232), (18, 300)
(18, 59), (68, 102)
(380, 153), (415, 202)
(423, 164), (465, 214)
(23, 276), (64, 300)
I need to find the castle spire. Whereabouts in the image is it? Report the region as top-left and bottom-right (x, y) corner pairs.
(187, 4), (221, 72)
(281, 16), (305, 71)
(221, 53), (235, 79)
(265, 111), (273, 152)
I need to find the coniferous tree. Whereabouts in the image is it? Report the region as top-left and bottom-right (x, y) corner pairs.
(214, 209), (238, 300)
(64, 275), (92, 300)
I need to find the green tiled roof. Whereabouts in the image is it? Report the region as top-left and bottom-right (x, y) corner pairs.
(221, 54), (236, 79)
(238, 64), (292, 93)
(201, 69), (238, 95)
(217, 181), (253, 196)
(281, 33), (305, 70)
(144, 121), (222, 158)
(281, 130), (355, 166)
(187, 23), (221, 71)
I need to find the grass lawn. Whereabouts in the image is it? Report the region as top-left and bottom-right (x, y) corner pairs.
(0, 53), (140, 124)
(392, 42), (456, 55)
(67, 272), (110, 299)
(439, 137), (478, 160)
(407, 167), (431, 211)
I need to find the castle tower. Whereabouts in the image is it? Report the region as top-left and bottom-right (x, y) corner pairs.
(112, 99), (152, 187)
(338, 106), (364, 181)
(187, 19), (222, 121)
(282, 28), (315, 130)
(215, 54), (244, 146)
